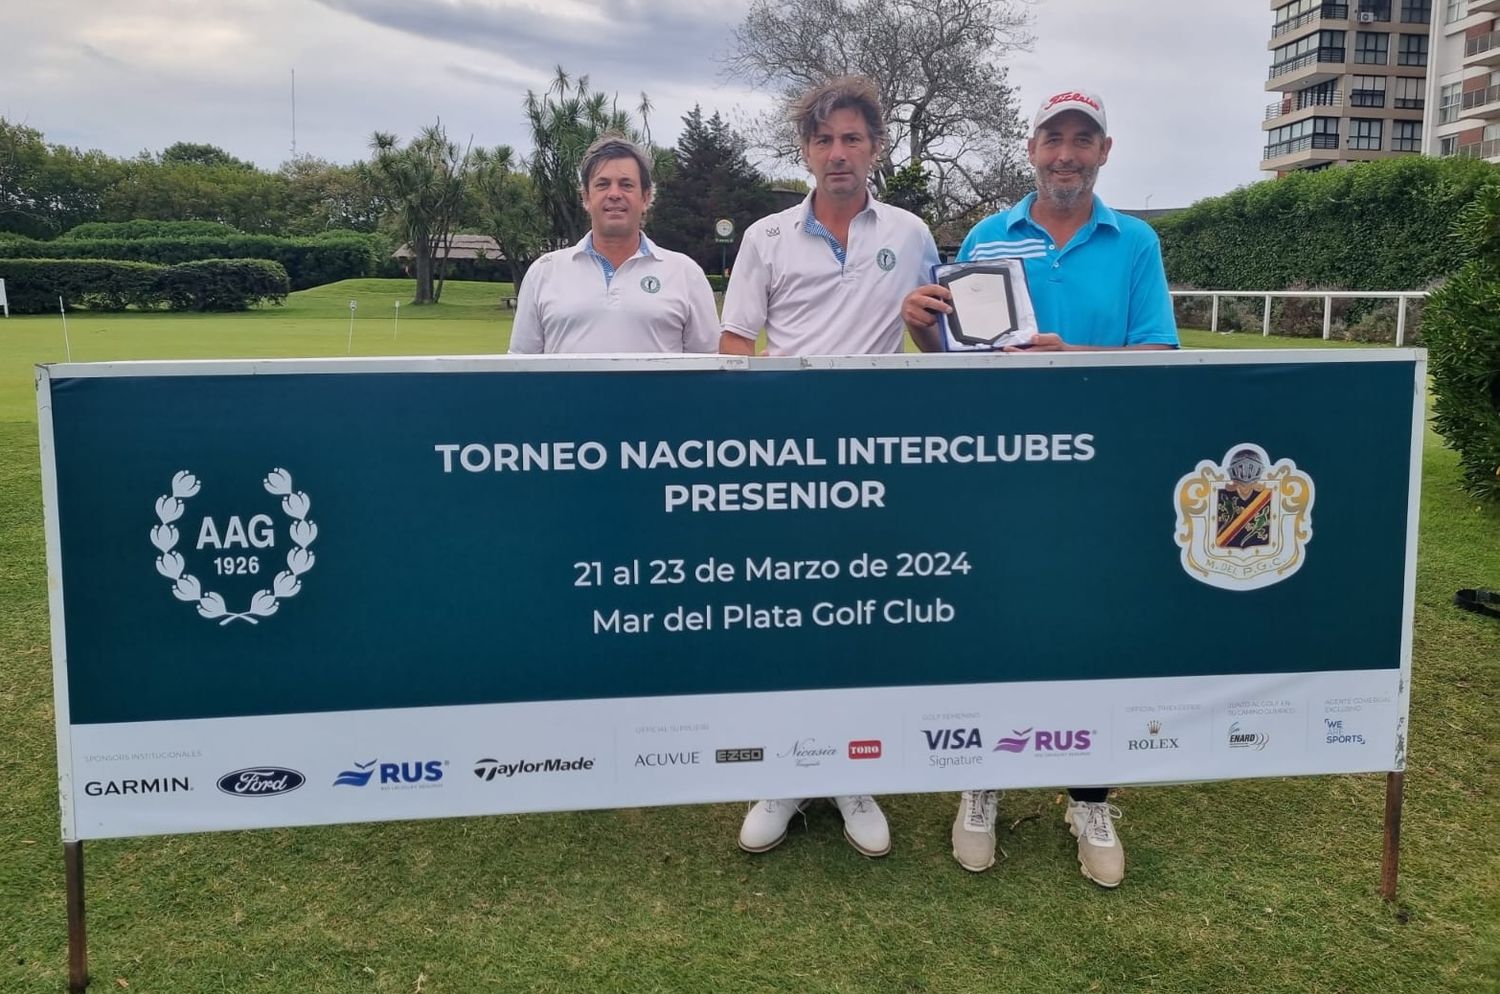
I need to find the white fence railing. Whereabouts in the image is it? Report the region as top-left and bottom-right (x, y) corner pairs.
(1169, 290), (1428, 345)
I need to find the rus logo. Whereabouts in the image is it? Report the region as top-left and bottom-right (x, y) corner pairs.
(334, 760), (445, 787)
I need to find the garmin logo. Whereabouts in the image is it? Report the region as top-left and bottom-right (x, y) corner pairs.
(216, 767), (306, 797)
(84, 777), (190, 797)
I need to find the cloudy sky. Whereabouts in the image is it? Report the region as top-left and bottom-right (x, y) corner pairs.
(3, 0), (1272, 209)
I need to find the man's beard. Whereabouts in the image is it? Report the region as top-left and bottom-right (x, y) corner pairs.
(1036, 164), (1098, 210)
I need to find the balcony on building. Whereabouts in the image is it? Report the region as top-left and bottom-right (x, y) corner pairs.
(1266, 47), (1349, 89)
(1270, 3), (1351, 40)
(1465, 30), (1500, 67)
(1456, 137), (1500, 159)
(1460, 83), (1500, 119)
(1264, 87), (1346, 123)
(1467, 0), (1500, 14)
(1261, 132), (1342, 170)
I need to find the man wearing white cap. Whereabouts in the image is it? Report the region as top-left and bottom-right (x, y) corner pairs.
(902, 89), (1178, 887)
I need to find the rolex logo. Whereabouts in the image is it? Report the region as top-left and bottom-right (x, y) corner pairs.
(1147, 720), (1162, 736)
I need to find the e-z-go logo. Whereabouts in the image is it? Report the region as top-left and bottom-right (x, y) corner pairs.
(152, 468), (317, 625)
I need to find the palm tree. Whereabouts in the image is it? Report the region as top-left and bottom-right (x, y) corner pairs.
(366, 123), (470, 304)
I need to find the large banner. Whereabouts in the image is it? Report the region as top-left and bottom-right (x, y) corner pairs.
(39, 352), (1422, 841)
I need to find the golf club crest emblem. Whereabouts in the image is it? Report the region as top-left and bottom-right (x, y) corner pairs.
(1173, 444), (1314, 590)
(151, 468), (317, 624)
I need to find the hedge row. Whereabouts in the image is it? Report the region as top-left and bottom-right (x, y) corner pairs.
(0, 258), (289, 313)
(62, 220), (243, 240)
(1423, 182), (1500, 502)
(0, 233), (375, 289)
(1155, 157), (1500, 291)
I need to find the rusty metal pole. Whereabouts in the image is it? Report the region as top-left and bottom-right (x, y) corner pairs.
(65, 841), (88, 992)
(1380, 771), (1404, 903)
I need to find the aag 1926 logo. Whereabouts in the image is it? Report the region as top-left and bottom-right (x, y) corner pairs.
(1174, 444), (1314, 591)
(152, 468), (317, 625)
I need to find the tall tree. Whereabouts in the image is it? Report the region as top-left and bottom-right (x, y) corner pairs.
(366, 123), (471, 304)
(722, 0), (1036, 225)
(0, 119), (123, 238)
(469, 145), (548, 287)
(524, 67), (640, 247)
(278, 156), (387, 235)
(649, 106), (777, 273)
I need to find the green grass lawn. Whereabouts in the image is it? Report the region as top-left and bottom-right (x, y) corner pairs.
(0, 281), (1495, 993)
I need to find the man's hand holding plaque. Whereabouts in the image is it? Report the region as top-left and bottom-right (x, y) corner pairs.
(931, 260), (1039, 351)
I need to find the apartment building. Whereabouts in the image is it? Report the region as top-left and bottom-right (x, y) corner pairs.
(1262, 0), (1433, 174)
(1425, 0), (1500, 162)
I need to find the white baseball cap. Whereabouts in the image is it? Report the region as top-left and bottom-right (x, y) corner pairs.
(1033, 90), (1107, 134)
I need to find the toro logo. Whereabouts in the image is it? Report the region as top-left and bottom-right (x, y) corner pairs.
(216, 767), (305, 797)
(848, 740), (882, 760)
(923, 728), (983, 750)
(993, 729), (1093, 753)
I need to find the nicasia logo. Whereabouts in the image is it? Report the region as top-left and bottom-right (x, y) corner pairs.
(992, 728), (1093, 754)
(778, 739), (838, 768)
(84, 776), (190, 797)
(472, 757), (595, 781)
(848, 740), (882, 760)
(216, 767), (305, 797)
(334, 760), (445, 788)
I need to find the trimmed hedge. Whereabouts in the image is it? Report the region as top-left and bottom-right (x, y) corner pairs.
(0, 258), (288, 313)
(62, 220), (243, 240)
(1155, 157), (1500, 291)
(1423, 182), (1500, 502)
(0, 234), (374, 290)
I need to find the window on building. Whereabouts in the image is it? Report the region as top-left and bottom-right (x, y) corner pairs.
(1439, 135), (1458, 155)
(1400, 0), (1431, 21)
(1271, 29), (1347, 71)
(1358, 0), (1393, 18)
(1444, 0), (1465, 23)
(1392, 121), (1423, 150)
(1349, 118), (1384, 149)
(1393, 75), (1425, 108)
(1355, 31), (1390, 63)
(1439, 81), (1463, 123)
(1398, 33), (1429, 65)
(1351, 74), (1388, 105)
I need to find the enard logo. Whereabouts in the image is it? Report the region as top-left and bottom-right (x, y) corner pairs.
(1174, 444), (1314, 590)
(152, 468), (317, 624)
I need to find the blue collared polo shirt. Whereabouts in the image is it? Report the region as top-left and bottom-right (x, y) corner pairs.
(956, 193), (1178, 348)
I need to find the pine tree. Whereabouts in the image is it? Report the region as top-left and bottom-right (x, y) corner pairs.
(649, 106), (777, 274)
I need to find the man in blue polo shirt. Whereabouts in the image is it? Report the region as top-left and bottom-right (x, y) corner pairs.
(903, 89), (1177, 888)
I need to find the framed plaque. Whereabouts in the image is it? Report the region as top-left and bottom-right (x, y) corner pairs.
(934, 260), (1039, 351)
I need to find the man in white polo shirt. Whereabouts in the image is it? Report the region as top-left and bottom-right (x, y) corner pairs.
(509, 135), (719, 354)
(720, 76), (941, 858)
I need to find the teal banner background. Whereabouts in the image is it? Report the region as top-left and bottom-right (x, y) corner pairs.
(46, 360), (1417, 725)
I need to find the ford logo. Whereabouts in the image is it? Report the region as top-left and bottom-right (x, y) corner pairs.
(216, 767), (306, 797)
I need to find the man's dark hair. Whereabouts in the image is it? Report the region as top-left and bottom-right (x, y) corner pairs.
(790, 76), (886, 148)
(578, 134), (654, 194)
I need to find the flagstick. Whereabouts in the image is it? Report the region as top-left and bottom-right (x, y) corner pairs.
(59, 296), (73, 361)
(346, 299), (357, 355)
(393, 300), (400, 342)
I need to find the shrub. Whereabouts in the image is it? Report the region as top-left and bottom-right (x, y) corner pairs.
(707, 274), (728, 293)
(1423, 182), (1500, 501)
(0, 234), (374, 289)
(62, 220), (242, 240)
(153, 259), (289, 311)
(0, 257), (288, 313)
(1155, 157), (1500, 291)
(0, 259), (159, 313)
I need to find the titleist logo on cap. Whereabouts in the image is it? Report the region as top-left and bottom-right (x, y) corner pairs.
(1042, 91), (1100, 112)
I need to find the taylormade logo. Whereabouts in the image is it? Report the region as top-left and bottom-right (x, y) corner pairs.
(473, 757), (595, 781)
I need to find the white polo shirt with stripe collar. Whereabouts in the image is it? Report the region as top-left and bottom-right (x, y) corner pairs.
(508, 232), (720, 354)
(722, 192), (940, 357)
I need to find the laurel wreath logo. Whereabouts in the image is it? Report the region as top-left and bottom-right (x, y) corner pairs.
(151, 468), (317, 625)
